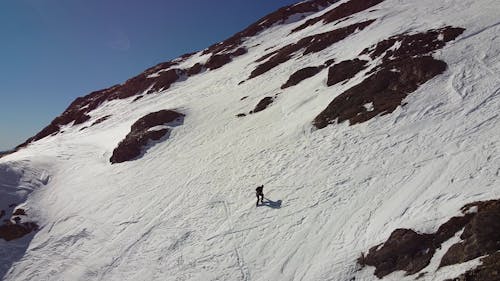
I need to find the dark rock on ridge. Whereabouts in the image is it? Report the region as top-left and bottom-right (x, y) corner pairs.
(292, 0), (385, 33)
(16, 0), (347, 151)
(327, 58), (368, 86)
(110, 110), (184, 164)
(251, 20), (375, 80)
(203, 0), (340, 56)
(12, 209), (26, 216)
(17, 66), (185, 149)
(205, 48), (248, 70)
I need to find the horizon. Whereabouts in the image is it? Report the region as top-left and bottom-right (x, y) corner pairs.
(0, 0), (298, 150)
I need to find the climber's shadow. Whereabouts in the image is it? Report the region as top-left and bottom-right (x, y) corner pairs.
(260, 198), (282, 209)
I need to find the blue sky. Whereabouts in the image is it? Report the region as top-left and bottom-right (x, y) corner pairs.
(0, 0), (299, 151)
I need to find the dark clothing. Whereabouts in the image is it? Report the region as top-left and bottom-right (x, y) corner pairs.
(256, 185), (264, 206)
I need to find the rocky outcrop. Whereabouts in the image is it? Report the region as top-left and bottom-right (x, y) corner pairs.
(205, 48), (248, 70)
(327, 58), (368, 86)
(444, 252), (500, 281)
(282, 65), (325, 89)
(251, 97), (275, 113)
(292, 0), (385, 33)
(440, 200), (500, 267)
(360, 199), (500, 279)
(17, 65), (186, 148)
(187, 63), (204, 76)
(16, 0), (352, 150)
(110, 110), (184, 164)
(250, 20), (374, 79)
(0, 151), (14, 158)
(313, 26), (465, 128)
(0, 222), (38, 242)
(12, 208), (26, 216)
(0, 206), (38, 242)
(203, 0), (340, 56)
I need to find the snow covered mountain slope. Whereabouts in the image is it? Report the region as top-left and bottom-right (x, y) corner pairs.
(1, 0), (499, 280)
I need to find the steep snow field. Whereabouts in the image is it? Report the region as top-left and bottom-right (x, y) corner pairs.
(1, 0), (499, 280)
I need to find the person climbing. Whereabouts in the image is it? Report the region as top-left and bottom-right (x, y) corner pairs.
(256, 185), (264, 206)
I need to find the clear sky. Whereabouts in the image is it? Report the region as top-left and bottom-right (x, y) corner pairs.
(0, 0), (299, 151)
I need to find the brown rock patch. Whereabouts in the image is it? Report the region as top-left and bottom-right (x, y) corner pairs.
(0, 221), (38, 241)
(187, 63), (203, 76)
(12, 209), (26, 216)
(282, 66), (325, 89)
(110, 110), (184, 164)
(360, 229), (435, 277)
(292, 0), (384, 33)
(361, 199), (500, 279)
(327, 58), (368, 86)
(252, 97), (275, 113)
(251, 20), (374, 80)
(91, 115), (111, 127)
(313, 26), (464, 129)
(203, 0), (340, 56)
(444, 252), (500, 281)
(440, 200), (500, 267)
(17, 64), (186, 148)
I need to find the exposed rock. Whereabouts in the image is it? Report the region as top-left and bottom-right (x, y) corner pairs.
(0, 221), (38, 241)
(205, 54), (232, 70)
(361, 228), (435, 278)
(17, 64), (185, 148)
(132, 96), (144, 102)
(444, 252), (500, 281)
(361, 199), (500, 279)
(187, 63), (203, 76)
(12, 209), (26, 216)
(205, 47), (248, 70)
(440, 200), (500, 267)
(15, 0), (347, 151)
(0, 151), (14, 158)
(281, 66), (325, 89)
(327, 58), (368, 86)
(255, 50), (279, 63)
(203, 0), (340, 56)
(149, 69), (185, 93)
(236, 113), (246, 118)
(292, 0), (384, 33)
(313, 26), (464, 128)
(240, 96), (249, 100)
(91, 115), (111, 127)
(110, 110), (184, 164)
(251, 20), (374, 79)
(252, 97), (274, 113)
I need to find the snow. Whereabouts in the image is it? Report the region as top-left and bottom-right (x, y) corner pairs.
(1, 0), (499, 280)
(363, 102), (374, 112)
(147, 125), (169, 132)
